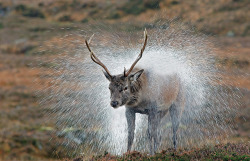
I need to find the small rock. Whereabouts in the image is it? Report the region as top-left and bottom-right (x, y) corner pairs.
(15, 38), (27, 44)
(227, 31), (235, 37)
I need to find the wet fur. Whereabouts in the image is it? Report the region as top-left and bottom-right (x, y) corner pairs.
(106, 68), (185, 154)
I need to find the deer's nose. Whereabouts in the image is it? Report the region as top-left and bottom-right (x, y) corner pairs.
(111, 101), (118, 108)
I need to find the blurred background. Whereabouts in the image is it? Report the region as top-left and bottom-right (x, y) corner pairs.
(0, 0), (249, 160)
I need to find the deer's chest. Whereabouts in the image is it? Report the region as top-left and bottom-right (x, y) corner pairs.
(126, 100), (157, 115)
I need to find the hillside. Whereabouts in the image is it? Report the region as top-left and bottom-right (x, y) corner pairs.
(0, 0), (249, 36)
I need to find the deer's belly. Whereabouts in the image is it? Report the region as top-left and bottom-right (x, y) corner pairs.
(126, 100), (160, 114)
(126, 100), (150, 114)
(133, 108), (149, 114)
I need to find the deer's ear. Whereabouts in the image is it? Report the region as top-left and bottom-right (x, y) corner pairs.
(129, 69), (144, 81)
(103, 71), (112, 81)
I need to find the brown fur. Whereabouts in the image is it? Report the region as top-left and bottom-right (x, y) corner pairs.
(86, 29), (185, 154)
(103, 67), (185, 154)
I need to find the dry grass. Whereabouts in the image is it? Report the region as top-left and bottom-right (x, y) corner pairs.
(87, 143), (250, 161)
(0, 0), (249, 160)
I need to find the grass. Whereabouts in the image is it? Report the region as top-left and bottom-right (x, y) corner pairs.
(119, 0), (162, 15)
(88, 143), (249, 161)
(0, 22), (3, 29)
(119, 0), (146, 15)
(15, 4), (45, 18)
(215, 57), (249, 69)
(58, 15), (73, 22)
(0, 1), (249, 160)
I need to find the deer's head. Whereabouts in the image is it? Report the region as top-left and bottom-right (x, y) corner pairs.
(85, 29), (147, 108)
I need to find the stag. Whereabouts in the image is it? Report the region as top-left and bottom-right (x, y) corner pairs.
(85, 29), (185, 154)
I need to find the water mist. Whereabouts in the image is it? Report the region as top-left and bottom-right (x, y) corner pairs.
(40, 22), (241, 156)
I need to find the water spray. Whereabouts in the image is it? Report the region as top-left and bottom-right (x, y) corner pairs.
(40, 21), (241, 156)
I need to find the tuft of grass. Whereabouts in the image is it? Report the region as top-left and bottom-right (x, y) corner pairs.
(15, 4), (27, 12)
(1, 44), (36, 55)
(171, 0), (180, 5)
(70, 0), (81, 8)
(144, 0), (161, 9)
(88, 9), (99, 16)
(15, 4), (45, 18)
(29, 27), (48, 32)
(119, 0), (146, 15)
(107, 11), (121, 19)
(58, 15), (73, 22)
(38, 2), (44, 7)
(22, 8), (45, 18)
(119, 0), (161, 16)
(0, 22), (3, 29)
(242, 25), (250, 36)
(81, 18), (89, 23)
(215, 57), (249, 69)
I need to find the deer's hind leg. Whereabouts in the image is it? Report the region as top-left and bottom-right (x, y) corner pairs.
(147, 117), (153, 154)
(170, 82), (185, 150)
(158, 110), (168, 148)
(148, 107), (161, 155)
(169, 103), (183, 150)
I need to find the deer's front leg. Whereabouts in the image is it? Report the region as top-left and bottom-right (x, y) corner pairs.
(126, 108), (135, 152)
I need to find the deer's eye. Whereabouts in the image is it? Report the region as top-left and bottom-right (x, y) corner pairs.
(124, 87), (128, 91)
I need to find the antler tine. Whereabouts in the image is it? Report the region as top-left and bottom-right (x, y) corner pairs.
(125, 29), (148, 77)
(85, 38), (112, 77)
(88, 34), (94, 44)
(123, 67), (126, 77)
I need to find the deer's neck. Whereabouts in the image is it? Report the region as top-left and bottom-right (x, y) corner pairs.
(126, 78), (144, 107)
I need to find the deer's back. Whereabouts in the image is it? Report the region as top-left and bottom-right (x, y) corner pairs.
(139, 69), (183, 111)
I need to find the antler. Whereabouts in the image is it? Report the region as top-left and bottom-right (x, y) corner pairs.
(124, 29), (148, 77)
(85, 36), (112, 77)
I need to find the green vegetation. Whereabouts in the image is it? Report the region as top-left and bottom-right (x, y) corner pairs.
(22, 8), (45, 18)
(107, 11), (121, 19)
(15, 4), (26, 12)
(171, 0), (180, 5)
(0, 22), (3, 29)
(6, 0), (249, 36)
(215, 57), (249, 69)
(15, 4), (45, 18)
(119, 0), (146, 15)
(29, 27), (48, 32)
(144, 0), (161, 9)
(58, 15), (73, 22)
(119, 0), (161, 15)
(81, 18), (89, 23)
(120, 0), (161, 15)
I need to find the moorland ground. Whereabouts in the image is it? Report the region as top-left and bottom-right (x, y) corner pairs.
(0, 0), (249, 160)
